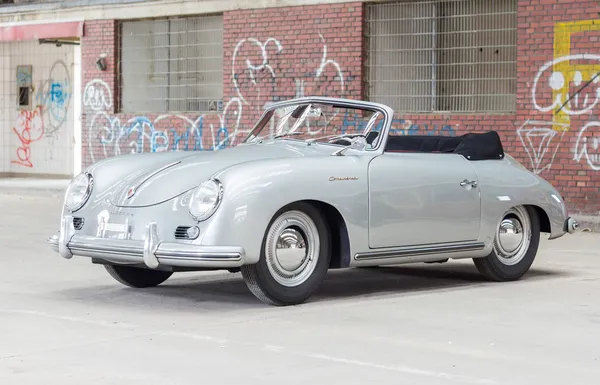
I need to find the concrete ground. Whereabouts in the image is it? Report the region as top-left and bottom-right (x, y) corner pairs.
(0, 193), (598, 385)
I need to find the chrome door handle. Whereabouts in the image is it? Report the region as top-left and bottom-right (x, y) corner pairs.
(460, 179), (477, 188)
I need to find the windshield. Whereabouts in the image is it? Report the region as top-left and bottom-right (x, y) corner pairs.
(243, 102), (385, 149)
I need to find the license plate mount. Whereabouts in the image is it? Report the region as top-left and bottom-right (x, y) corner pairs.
(97, 215), (132, 240)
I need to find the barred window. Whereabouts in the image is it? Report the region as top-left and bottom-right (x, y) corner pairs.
(118, 15), (223, 113)
(365, 0), (517, 113)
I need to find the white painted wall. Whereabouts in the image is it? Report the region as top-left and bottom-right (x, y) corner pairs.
(73, 43), (82, 176)
(0, 40), (75, 177)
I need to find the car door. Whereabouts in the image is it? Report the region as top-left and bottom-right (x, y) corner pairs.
(368, 152), (481, 248)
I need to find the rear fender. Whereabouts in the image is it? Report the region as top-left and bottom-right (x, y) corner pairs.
(472, 157), (568, 241)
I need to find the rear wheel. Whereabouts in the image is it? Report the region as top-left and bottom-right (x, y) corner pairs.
(473, 205), (540, 281)
(104, 265), (173, 288)
(241, 202), (331, 306)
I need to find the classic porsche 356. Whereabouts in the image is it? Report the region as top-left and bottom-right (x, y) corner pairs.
(47, 97), (579, 306)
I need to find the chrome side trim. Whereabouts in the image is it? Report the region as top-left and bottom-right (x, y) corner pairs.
(354, 242), (485, 261)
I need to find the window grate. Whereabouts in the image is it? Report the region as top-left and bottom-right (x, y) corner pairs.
(117, 14), (224, 114)
(365, 0), (517, 114)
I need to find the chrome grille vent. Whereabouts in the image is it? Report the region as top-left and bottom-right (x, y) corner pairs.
(73, 217), (84, 230)
(175, 226), (191, 239)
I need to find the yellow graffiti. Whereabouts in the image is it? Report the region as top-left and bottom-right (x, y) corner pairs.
(552, 19), (600, 131)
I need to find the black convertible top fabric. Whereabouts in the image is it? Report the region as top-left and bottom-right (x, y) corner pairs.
(384, 131), (505, 161)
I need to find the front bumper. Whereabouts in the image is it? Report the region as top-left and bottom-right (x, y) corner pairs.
(47, 215), (245, 269)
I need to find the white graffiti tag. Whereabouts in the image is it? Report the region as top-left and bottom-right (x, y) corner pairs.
(532, 54), (600, 116)
(315, 33), (345, 95)
(232, 37), (283, 105)
(517, 121), (568, 175)
(574, 122), (600, 171)
(83, 79), (113, 112)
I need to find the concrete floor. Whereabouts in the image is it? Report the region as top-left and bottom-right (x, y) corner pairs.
(0, 193), (598, 384)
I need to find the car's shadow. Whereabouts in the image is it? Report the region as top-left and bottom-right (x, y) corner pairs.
(54, 262), (568, 311)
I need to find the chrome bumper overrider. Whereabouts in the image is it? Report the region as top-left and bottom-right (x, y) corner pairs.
(47, 216), (245, 269)
(565, 217), (579, 234)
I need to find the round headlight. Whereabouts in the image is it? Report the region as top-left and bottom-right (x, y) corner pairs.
(188, 179), (223, 221)
(65, 172), (93, 212)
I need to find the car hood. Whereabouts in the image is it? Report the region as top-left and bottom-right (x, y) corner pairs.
(108, 141), (331, 207)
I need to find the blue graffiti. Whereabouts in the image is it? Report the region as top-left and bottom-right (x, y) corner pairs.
(341, 109), (371, 133)
(389, 119), (456, 137)
(17, 66), (32, 86)
(340, 109), (456, 137)
(171, 116), (204, 152)
(35, 80), (72, 131)
(98, 115), (228, 154)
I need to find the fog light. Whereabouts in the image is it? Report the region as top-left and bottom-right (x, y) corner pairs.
(186, 226), (200, 240)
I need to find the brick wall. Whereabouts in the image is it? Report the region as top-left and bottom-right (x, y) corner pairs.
(82, 3), (363, 165)
(224, 3), (364, 130)
(514, 0), (600, 215)
(80, 0), (600, 215)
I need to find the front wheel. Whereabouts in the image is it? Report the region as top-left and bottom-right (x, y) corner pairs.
(473, 205), (540, 281)
(241, 202), (331, 306)
(104, 265), (173, 288)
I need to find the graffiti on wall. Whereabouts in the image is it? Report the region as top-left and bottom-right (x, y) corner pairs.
(84, 79), (243, 163)
(11, 60), (72, 170)
(86, 33), (348, 163)
(11, 106), (45, 168)
(518, 19), (600, 173)
(86, 32), (458, 164)
(232, 33), (345, 107)
(340, 109), (456, 136)
(34, 60), (72, 136)
(574, 122), (600, 170)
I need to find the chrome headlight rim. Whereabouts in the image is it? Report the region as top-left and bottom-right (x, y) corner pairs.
(188, 178), (224, 222)
(65, 172), (94, 213)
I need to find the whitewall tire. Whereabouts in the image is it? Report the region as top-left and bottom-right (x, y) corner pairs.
(241, 202), (331, 306)
(474, 205), (540, 281)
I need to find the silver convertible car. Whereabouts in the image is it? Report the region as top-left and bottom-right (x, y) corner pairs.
(48, 97), (579, 306)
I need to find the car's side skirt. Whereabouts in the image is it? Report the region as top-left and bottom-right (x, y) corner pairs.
(352, 241), (487, 265)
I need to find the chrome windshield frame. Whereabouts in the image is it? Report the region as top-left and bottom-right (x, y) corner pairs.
(241, 96), (395, 153)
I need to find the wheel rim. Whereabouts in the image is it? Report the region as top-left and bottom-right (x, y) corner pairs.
(493, 206), (531, 266)
(265, 210), (320, 287)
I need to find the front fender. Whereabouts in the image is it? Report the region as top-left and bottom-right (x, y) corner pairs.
(198, 155), (374, 263)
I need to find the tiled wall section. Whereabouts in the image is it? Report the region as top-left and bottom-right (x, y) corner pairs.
(1, 40), (74, 176)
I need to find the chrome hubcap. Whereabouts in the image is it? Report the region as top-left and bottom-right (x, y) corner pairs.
(275, 228), (307, 271)
(265, 210), (319, 287)
(498, 218), (524, 253)
(494, 206), (531, 266)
